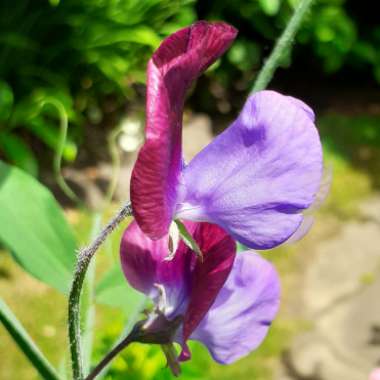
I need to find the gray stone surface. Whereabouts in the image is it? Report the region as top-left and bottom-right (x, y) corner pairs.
(359, 197), (380, 224)
(116, 113), (212, 201)
(182, 113), (213, 162)
(281, 198), (380, 380)
(304, 221), (380, 315)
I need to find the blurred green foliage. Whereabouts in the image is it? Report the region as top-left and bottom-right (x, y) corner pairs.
(0, 161), (77, 293)
(0, 0), (195, 175)
(1, 0), (379, 176)
(199, 0), (380, 90)
(319, 114), (380, 217)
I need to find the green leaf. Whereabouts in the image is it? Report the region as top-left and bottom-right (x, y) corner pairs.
(0, 298), (61, 380)
(87, 26), (161, 49)
(0, 161), (77, 293)
(287, 0), (300, 8)
(259, 0), (281, 16)
(0, 80), (14, 122)
(0, 132), (39, 176)
(95, 265), (145, 312)
(175, 220), (203, 260)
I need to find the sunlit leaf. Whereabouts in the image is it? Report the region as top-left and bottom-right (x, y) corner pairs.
(0, 161), (77, 293)
(87, 27), (161, 49)
(0, 133), (38, 176)
(175, 220), (203, 260)
(259, 0), (281, 16)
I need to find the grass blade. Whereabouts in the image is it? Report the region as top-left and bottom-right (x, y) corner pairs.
(0, 298), (61, 380)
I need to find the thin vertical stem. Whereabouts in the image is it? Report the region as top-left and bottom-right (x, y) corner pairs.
(68, 202), (133, 379)
(252, 0), (315, 93)
(40, 98), (81, 204)
(82, 213), (102, 374)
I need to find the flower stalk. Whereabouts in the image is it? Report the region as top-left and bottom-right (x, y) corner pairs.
(84, 333), (134, 380)
(68, 202), (133, 380)
(252, 0), (315, 92)
(85, 315), (182, 380)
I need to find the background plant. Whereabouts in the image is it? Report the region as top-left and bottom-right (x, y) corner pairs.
(197, 0), (379, 88)
(1, 0), (379, 178)
(0, 0), (195, 176)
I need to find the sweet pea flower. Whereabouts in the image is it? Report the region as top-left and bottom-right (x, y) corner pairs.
(131, 21), (323, 250)
(120, 221), (280, 370)
(370, 368), (380, 380)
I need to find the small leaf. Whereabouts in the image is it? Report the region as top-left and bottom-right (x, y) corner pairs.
(87, 26), (161, 49)
(175, 220), (203, 260)
(161, 344), (181, 377)
(0, 161), (77, 293)
(259, 0), (281, 16)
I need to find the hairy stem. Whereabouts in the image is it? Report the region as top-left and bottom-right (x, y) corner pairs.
(82, 213), (102, 374)
(84, 334), (134, 380)
(252, 0), (315, 93)
(68, 202), (133, 379)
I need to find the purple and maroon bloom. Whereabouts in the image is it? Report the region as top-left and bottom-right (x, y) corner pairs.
(130, 21), (323, 250)
(369, 368), (380, 380)
(120, 221), (280, 366)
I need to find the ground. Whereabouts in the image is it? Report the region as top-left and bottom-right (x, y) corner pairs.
(277, 197), (380, 380)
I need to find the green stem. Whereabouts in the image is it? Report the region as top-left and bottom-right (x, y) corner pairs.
(161, 344), (181, 377)
(96, 296), (147, 380)
(68, 202), (133, 380)
(69, 114), (126, 378)
(40, 98), (81, 204)
(0, 298), (61, 380)
(251, 0), (315, 93)
(82, 213), (102, 374)
(104, 125), (123, 206)
(84, 333), (134, 380)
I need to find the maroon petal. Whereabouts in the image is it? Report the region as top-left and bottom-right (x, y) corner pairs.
(131, 21), (237, 240)
(181, 222), (236, 357)
(120, 221), (167, 295)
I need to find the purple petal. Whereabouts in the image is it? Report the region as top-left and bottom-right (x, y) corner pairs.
(286, 165), (332, 244)
(189, 251), (280, 364)
(120, 221), (235, 325)
(120, 221), (193, 315)
(309, 164), (332, 210)
(131, 21), (237, 240)
(176, 90), (323, 249)
(285, 215), (315, 244)
(287, 96), (315, 122)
